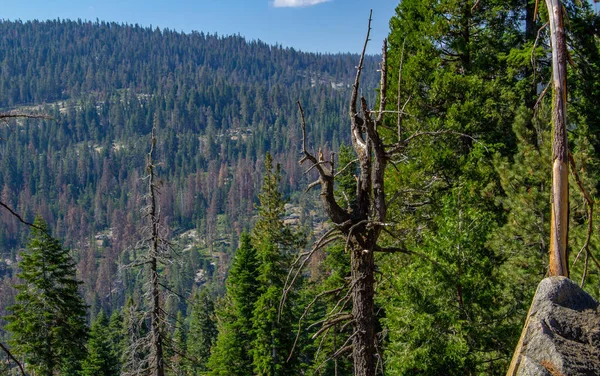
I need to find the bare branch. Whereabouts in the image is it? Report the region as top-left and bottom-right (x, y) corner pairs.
(0, 342), (27, 376)
(397, 38), (407, 141)
(345, 220), (369, 252)
(371, 109), (411, 116)
(533, 81), (551, 112)
(0, 201), (41, 230)
(312, 314), (354, 339)
(279, 228), (343, 319)
(376, 38), (388, 124)
(350, 10), (373, 119)
(304, 180), (321, 193)
(334, 158), (359, 178)
(386, 129), (484, 156)
(304, 160), (333, 175)
(286, 286), (345, 362)
(568, 153), (598, 284)
(313, 331), (358, 374)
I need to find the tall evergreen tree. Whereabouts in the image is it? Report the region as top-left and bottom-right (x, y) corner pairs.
(5, 217), (88, 376)
(108, 309), (126, 375)
(80, 310), (120, 376)
(379, 1), (600, 374)
(378, 1), (538, 374)
(251, 153), (303, 376)
(186, 289), (217, 374)
(208, 233), (259, 376)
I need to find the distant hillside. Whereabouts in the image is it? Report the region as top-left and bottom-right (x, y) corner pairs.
(0, 19), (380, 315)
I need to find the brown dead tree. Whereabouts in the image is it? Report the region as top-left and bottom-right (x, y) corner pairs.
(294, 12), (424, 376)
(121, 120), (179, 376)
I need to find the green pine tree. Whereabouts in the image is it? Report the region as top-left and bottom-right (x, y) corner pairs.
(5, 217), (88, 376)
(208, 232), (259, 376)
(80, 310), (120, 376)
(187, 289), (217, 374)
(251, 153), (303, 376)
(169, 311), (187, 376)
(379, 1), (539, 374)
(107, 309), (125, 375)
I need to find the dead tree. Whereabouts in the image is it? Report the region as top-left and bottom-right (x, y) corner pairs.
(122, 121), (176, 376)
(295, 12), (419, 376)
(545, 0), (569, 277)
(146, 124), (166, 376)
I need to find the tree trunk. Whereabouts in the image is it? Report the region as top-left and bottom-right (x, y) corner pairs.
(546, 0), (569, 277)
(148, 127), (165, 376)
(351, 246), (376, 376)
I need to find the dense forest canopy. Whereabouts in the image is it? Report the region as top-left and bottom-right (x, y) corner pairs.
(0, 17), (378, 311)
(0, 18), (380, 364)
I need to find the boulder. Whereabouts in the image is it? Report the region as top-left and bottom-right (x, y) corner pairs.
(507, 276), (600, 376)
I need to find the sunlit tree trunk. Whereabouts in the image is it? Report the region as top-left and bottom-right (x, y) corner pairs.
(546, 0), (569, 277)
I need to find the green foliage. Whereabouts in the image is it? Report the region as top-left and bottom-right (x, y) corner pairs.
(169, 311), (187, 375)
(384, 191), (517, 375)
(107, 309), (125, 374)
(5, 217), (88, 376)
(378, 1), (600, 375)
(379, 1), (542, 374)
(250, 153), (305, 376)
(80, 310), (120, 376)
(187, 289), (217, 374)
(490, 106), (551, 291)
(208, 233), (259, 376)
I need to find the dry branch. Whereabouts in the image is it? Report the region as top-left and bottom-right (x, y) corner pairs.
(0, 342), (27, 376)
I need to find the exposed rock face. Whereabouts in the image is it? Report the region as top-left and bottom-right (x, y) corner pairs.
(507, 276), (600, 376)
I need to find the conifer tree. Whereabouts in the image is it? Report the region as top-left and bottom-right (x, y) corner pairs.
(251, 153), (303, 376)
(5, 217), (88, 376)
(186, 289), (217, 374)
(379, 1), (600, 374)
(169, 311), (187, 376)
(81, 310), (120, 376)
(108, 309), (125, 375)
(208, 233), (259, 376)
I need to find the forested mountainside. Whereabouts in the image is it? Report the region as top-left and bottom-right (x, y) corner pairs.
(0, 19), (378, 315)
(2, 1), (600, 374)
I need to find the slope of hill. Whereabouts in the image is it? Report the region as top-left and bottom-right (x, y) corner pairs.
(0, 19), (379, 316)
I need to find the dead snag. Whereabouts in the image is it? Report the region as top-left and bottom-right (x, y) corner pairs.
(545, 0), (569, 277)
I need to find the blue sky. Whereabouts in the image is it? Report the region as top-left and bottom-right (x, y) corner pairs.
(2, 0), (398, 54)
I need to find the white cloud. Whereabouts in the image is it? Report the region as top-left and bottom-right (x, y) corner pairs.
(272, 0), (331, 8)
